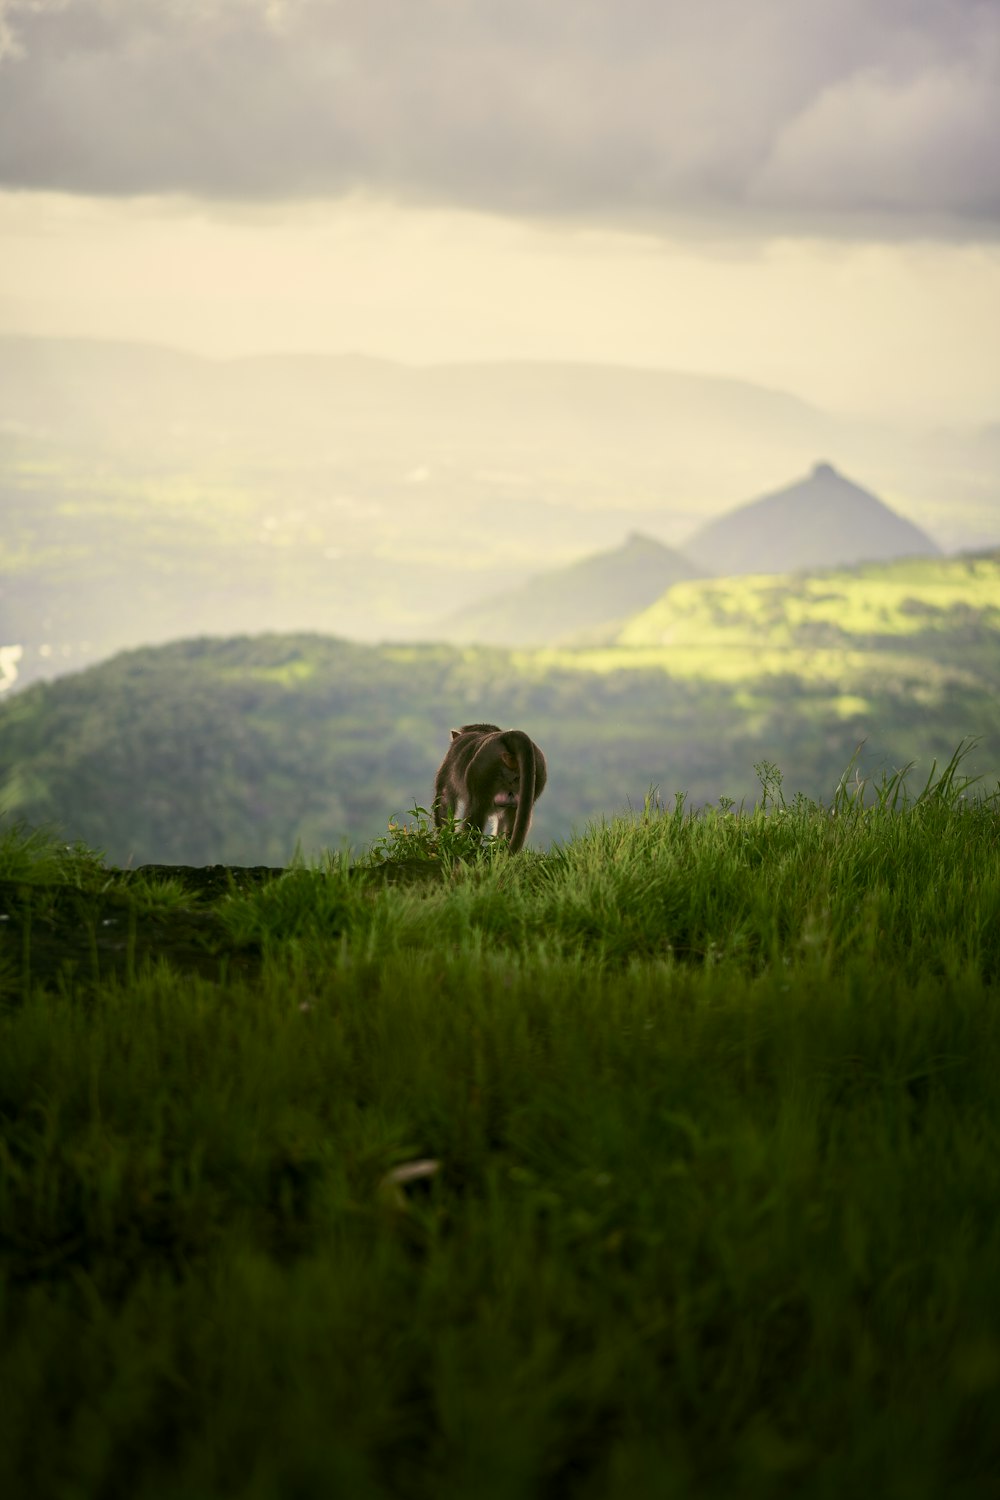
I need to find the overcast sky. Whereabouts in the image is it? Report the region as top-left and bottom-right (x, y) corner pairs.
(1, 0), (998, 422)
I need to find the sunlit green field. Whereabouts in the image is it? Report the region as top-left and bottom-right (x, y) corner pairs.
(513, 637), (980, 690)
(619, 553), (1000, 646)
(2, 752), (999, 1498)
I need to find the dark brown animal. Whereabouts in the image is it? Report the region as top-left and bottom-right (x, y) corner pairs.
(433, 723), (547, 852)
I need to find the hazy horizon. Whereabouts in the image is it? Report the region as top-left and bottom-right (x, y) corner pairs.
(2, 1), (998, 697)
(1, 1), (999, 428)
(6, 325), (984, 427)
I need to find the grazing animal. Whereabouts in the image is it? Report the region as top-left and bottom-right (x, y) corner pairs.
(433, 723), (547, 852)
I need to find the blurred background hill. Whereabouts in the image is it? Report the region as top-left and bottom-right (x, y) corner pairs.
(2, 336), (997, 693)
(435, 532), (703, 646)
(682, 462), (940, 575)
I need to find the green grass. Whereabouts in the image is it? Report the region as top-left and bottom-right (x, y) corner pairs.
(2, 752), (1000, 1497)
(0, 816), (106, 886)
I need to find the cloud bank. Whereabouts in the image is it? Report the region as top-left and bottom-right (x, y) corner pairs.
(1, 0), (997, 236)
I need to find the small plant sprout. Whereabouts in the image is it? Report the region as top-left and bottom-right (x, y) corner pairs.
(753, 759), (785, 812)
(369, 805), (504, 866)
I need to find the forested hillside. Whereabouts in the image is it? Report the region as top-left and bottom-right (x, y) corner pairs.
(2, 549), (999, 865)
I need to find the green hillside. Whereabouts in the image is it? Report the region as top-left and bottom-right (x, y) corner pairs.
(1, 549), (998, 865)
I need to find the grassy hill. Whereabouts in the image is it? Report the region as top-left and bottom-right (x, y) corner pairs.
(436, 531), (705, 646)
(1, 775), (998, 1497)
(0, 552), (998, 865)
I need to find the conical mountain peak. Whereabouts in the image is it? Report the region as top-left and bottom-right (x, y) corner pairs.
(683, 464), (939, 576)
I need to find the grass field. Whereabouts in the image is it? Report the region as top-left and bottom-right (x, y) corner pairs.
(2, 749), (999, 1498)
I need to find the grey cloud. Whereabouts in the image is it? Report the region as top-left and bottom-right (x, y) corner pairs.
(751, 55), (1000, 218)
(0, 0), (997, 235)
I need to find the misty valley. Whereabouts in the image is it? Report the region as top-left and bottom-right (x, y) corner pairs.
(3, 336), (999, 679)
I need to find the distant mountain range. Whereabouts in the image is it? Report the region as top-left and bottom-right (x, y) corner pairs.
(436, 532), (702, 646)
(439, 463), (941, 646)
(1, 334), (994, 690)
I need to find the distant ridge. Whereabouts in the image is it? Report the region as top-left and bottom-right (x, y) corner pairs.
(683, 463), (940, 575)
(436, 532), (705, 646)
